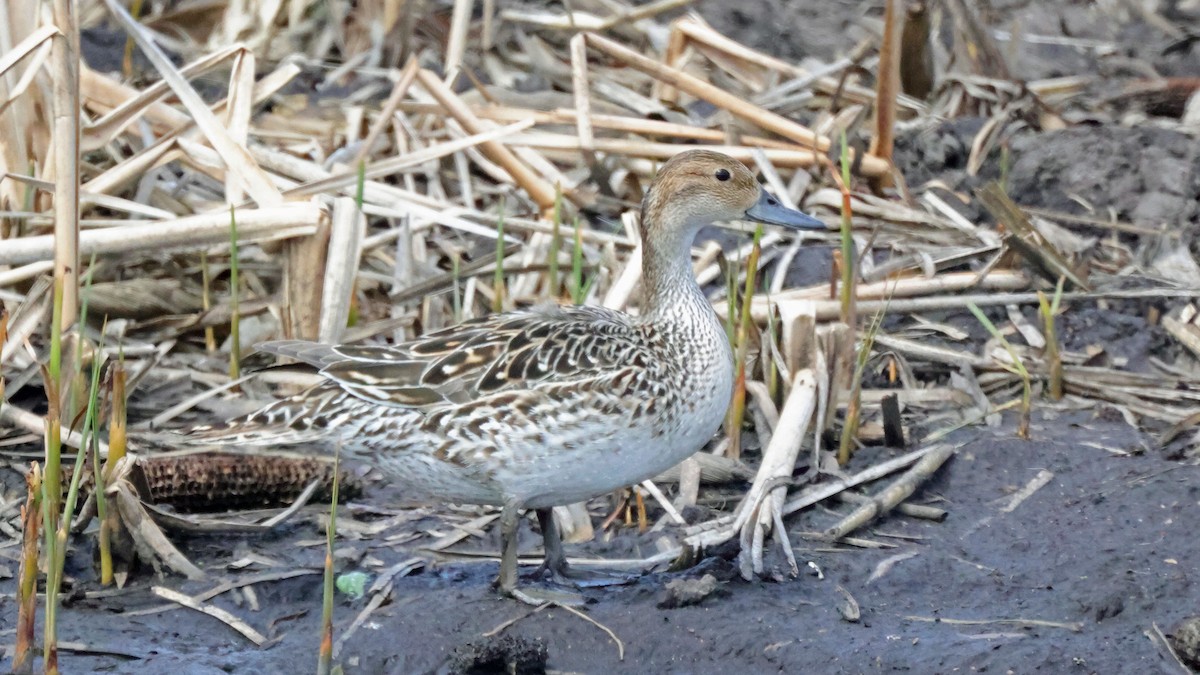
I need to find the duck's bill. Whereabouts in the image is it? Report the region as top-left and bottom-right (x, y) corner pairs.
(744, 190), (826, 230)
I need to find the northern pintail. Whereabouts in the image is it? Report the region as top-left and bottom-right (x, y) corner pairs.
(195, 150), (826, 602)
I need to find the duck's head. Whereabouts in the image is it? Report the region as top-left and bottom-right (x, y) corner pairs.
(641, 150), (826, 243)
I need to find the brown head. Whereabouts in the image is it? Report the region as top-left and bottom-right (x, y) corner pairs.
(640, 150), (825, 245)
(638, 150), (826, 312)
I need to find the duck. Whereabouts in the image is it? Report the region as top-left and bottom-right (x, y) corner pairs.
(193, 149), (827, 602)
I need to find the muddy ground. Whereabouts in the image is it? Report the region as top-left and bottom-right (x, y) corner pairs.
(35, 414), (1198, 674)
(5, 0), (1200, 673)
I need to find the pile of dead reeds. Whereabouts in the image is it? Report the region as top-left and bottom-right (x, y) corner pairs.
(2, 0), (1199, 668)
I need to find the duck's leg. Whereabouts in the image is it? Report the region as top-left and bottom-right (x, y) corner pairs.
(496, 501), (585, 606)
(534, 508), (637, 589)
(495, 499), (523, 596)
(535, 508), (569, 578)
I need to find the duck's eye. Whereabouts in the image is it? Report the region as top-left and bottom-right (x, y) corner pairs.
(714, 168), (731, 182)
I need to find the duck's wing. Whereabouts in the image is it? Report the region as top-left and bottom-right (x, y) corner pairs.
(189, 305), (655, 448)
(275, 304), (651, 410)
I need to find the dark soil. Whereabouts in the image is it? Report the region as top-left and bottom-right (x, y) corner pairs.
(5, 1), (1200, 674)
(31, 414), (1199, 674)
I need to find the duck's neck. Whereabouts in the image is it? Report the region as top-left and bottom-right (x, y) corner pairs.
(638, 214), (710, 324)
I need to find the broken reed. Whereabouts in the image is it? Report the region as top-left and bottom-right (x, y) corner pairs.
(968, 302), (1031, 438)
(96, 357), (127, 585)
(13, 464), (40, 674)
(200, 251), (217, 352)
(834, 131), (865, 463)
(6, 307), (39, 675)
(317, 446), (341, 675)
(725, 226), (764, 462)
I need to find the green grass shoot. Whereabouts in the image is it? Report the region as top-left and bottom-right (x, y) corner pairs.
(569, 216), (594, 305)
(838, 305), (887, 464)
(725, 225), (763, 462)
(493, 198), (506, 313)
(837, 130), (857, 327)
(317, 446), (342, 675)
(968, 302), (1031, 438)
(1038, 276), (1066, 401)
(41, 256), (66, 672)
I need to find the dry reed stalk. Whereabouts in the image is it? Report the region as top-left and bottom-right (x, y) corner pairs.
(506, 132), (831, 168)
(414, 68), (558, 211)
(0, 201), (325, 265)
(80, 60), (300, 197)
(277, 118), (534, 198)
(319, 198), (366, 343)
(0, 15), (53, 227)
(824, 444), (957, 540)
(397, 102), (803, 150)
(569, 33), (595, 158)
(738, 369), (818, 578)
(102, 0), (282, 207)
(977, 183), (1088, 290)
(0, 24), (56, 111)
(80, 46), (243, 146)
(50, 0), (80, 324)
(899, 2), (934, 100)
(870, 0), (902, 188)
(728, 269), (1030, 322)
(284, 210), (331, 340)
(580, 33), (907, 177)
(224, 49), (255, 206)
(670, 15), (920, 113)
(352, 56), (420, 167)
(443, 0), (475, 80)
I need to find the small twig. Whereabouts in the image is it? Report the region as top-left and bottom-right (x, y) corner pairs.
(126, 569), (320, 617)
(865, 549), (921, 585)
(553, 603), (625, 661)
(482, 603), (550, 638)
(150, 586), (267, 645)
(333, 558), (424, 658)
(902, 615), (1083, 632)
(999, 469), (1054, 513)
(638, 480), (686, 525)
(1149, 621), (1194, 675)
(260, 479), (320, 528)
